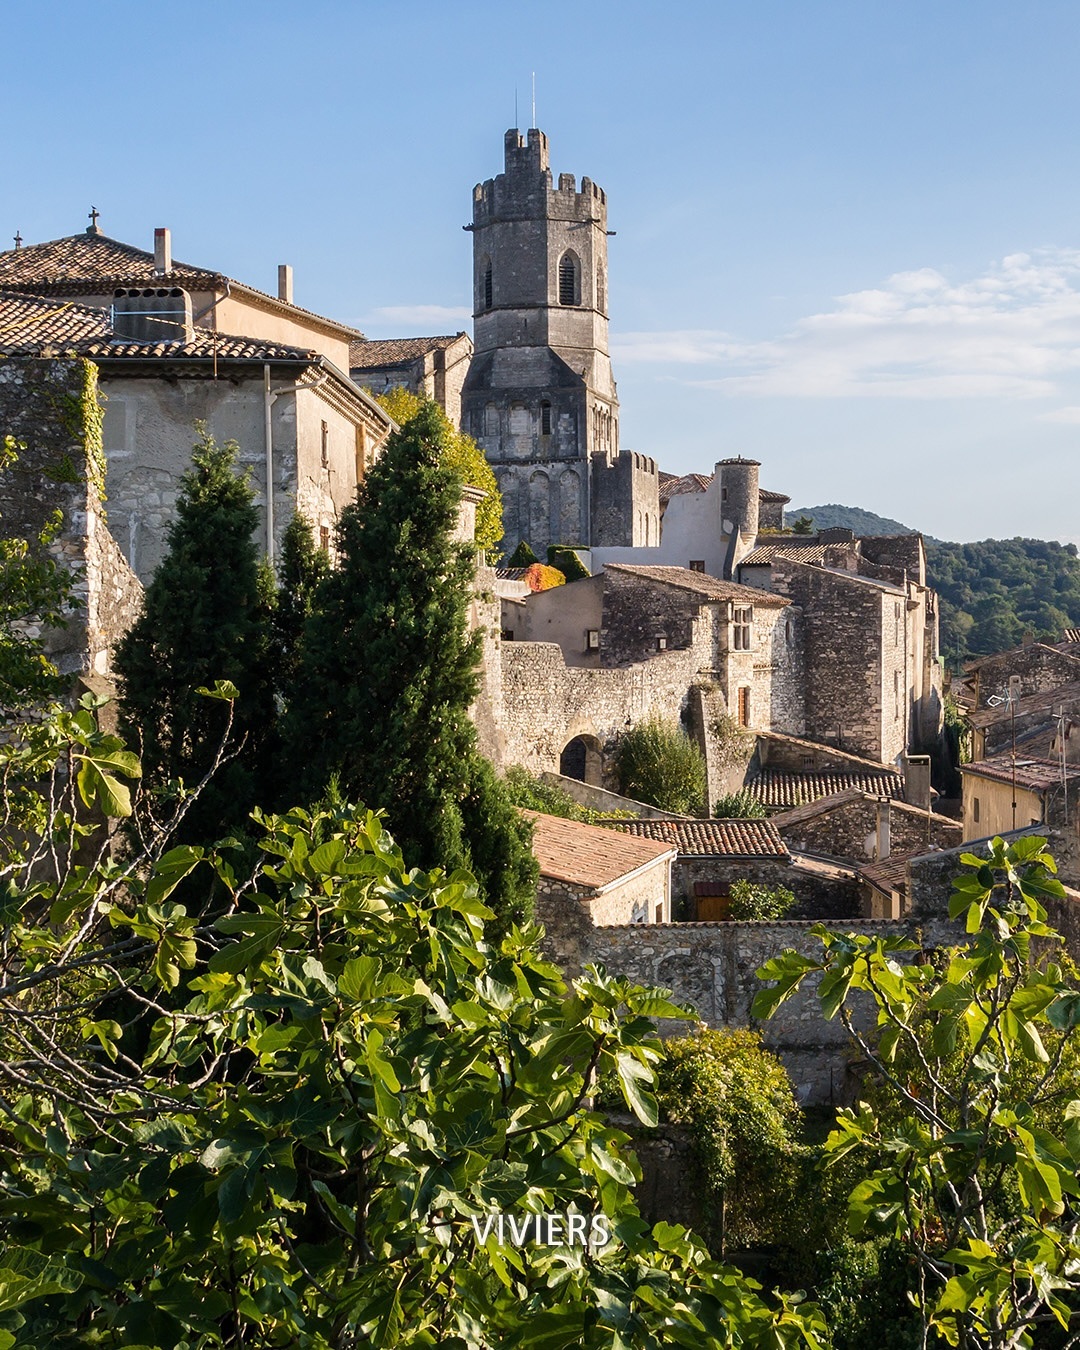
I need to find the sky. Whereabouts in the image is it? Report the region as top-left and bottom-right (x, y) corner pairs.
(4, 0), (1080, 546)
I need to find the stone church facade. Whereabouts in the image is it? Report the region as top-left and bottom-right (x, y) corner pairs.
(461, 128), (659, 556)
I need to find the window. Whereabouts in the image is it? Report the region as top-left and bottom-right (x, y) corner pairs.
(733, 606), (752, 650)
(738, 686), (751, 726)
(558, 251), (580, 305)
(895, 601), (901, 645)
(721, 486), (728, 501)
(655, 902), (663, 924)
(800, 754), (814, 768)
(541, 400), (552, 436)
(321, 420), (329, 468)
(973, 797), (981, 824)
(894, 669), (901, 720)
(586, 629), (600, 651)
(482, 259), (493, 310)
(501, 628), (515, 642)
(689, 559), (705, 573)
(319, 525), (330, 552)
(655, 635), (668, 651)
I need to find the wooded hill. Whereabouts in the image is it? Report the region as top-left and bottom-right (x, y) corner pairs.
(786, 505), (1080, 667)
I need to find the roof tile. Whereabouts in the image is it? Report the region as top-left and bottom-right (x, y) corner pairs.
(525, 811), (674, 890)
(605, 817), (789, 858)
(745, 768), (905, 810)
(350, 334), (467, 367)
(604, 563), (789, 606)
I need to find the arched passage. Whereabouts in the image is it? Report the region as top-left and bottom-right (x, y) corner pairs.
(559, 734), (603, 786)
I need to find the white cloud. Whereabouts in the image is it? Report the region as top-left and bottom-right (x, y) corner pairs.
(361, 304), (471, 330)
(612, 248), (1080, 400)
(1037, 405), (1080, 424)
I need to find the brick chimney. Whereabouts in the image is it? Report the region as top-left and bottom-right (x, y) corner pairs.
(154, 227), (172, 276)
(278, 264), (293, 304)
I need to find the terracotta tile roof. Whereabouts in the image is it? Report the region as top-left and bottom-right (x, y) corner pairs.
(0, 291), (319, 363)
(0, 291), (112, 350)
(656, 472), (789, 507)
(739, 542), (827, 566)
(524, 811), (674, 891)
(658, 472), (712, 504)
(0, 231), (361, 338)
(495, 567), (530, 581)
(1064, 628), (1080, 644)
(745, 768), (906, 810)
(960, 756), (1066, 792)
(0, 232), (219, 290)
(606, 818), (789, 859)
(604, 563), (789, 606)
(349, 334), (467, 367)
(0, 291), (321, 364)
(966, 679), (1080, 729)
(860, 854), (916, 894)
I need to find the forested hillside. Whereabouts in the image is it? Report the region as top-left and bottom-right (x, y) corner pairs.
(928, 537), (1080, 665)
(785, 503), (918, 536)
(785, 504), (1080, 665)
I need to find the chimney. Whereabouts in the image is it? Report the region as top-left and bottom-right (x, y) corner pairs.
(154, 227), (172, 276)
(278, 264), (293, 304)
(875, 799), (891, 861)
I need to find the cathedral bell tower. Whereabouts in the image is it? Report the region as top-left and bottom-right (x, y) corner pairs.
(463, 128), (653, 557)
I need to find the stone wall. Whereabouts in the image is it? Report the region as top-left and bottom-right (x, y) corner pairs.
(0, 357), (142, 684)
(498, 640), (701, 783)
(773, 793), (962, 861)
(558, 916), (913, 1104)
(538, 772), (689, 820)
(966, 644), (1080, 711)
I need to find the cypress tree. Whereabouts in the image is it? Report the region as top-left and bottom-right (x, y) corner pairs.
(287, 401), (536, 923)
(115, 431), (275, 843)
(273, 513), (329, 705)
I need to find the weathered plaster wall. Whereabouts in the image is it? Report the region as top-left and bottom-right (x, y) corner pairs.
(100, 372), (299, 582)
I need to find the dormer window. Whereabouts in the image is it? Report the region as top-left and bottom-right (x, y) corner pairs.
(558, 251), (581, 306)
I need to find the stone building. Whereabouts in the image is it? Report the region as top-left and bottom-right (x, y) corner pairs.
(0, 227), (392, 584)
(461, 128), (659, 555)
(591, 458), (782, 580)
(526, 810), (675, 967)
(349, 333), (473, 425)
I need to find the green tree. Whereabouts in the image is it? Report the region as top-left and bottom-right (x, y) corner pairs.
(0, 436), (76, 715)
(615, 715), (707, 815)
(272, 511), (329, 708)
(728, 878), (796, 921)
(548, 545), (591, 581)
(755, 835), (1080, 1350)
(115, 430), (276, 844)
(376, 386), (503, 554)
(713, 789), (768, 819)
(792, 515), (814, 535)
(287, 402), (536, 925)
(0, 709), (827, 1349)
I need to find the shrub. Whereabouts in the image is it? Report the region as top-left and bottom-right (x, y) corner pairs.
(728, 878), (796, 921)
(713, 789), (767, 818)
(522, 562), (565, 592)
(547, 545), (590, 581)
(506, 539), (538, 568)
(614, 716), (706, 815)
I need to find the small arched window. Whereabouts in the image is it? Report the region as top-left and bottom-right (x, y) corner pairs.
(558, 251), (580, 306)
(541, 400), (552, 436)
(482, 258), (493, 310)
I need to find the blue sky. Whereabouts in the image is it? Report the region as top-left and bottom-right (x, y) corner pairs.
(5, 0), (1080, 545)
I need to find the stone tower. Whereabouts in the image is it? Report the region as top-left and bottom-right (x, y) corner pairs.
(462, 127), (657, 557)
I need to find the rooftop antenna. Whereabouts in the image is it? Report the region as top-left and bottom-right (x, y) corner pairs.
(514, 87), (518, 129)
(531, 71), (536, 128)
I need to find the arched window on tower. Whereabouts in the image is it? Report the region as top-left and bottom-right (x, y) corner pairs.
(558, 251), (581, 306)
(482, 257), (493, 311)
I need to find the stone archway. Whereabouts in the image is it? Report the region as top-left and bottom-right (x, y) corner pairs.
(559, 733), (603, 786)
